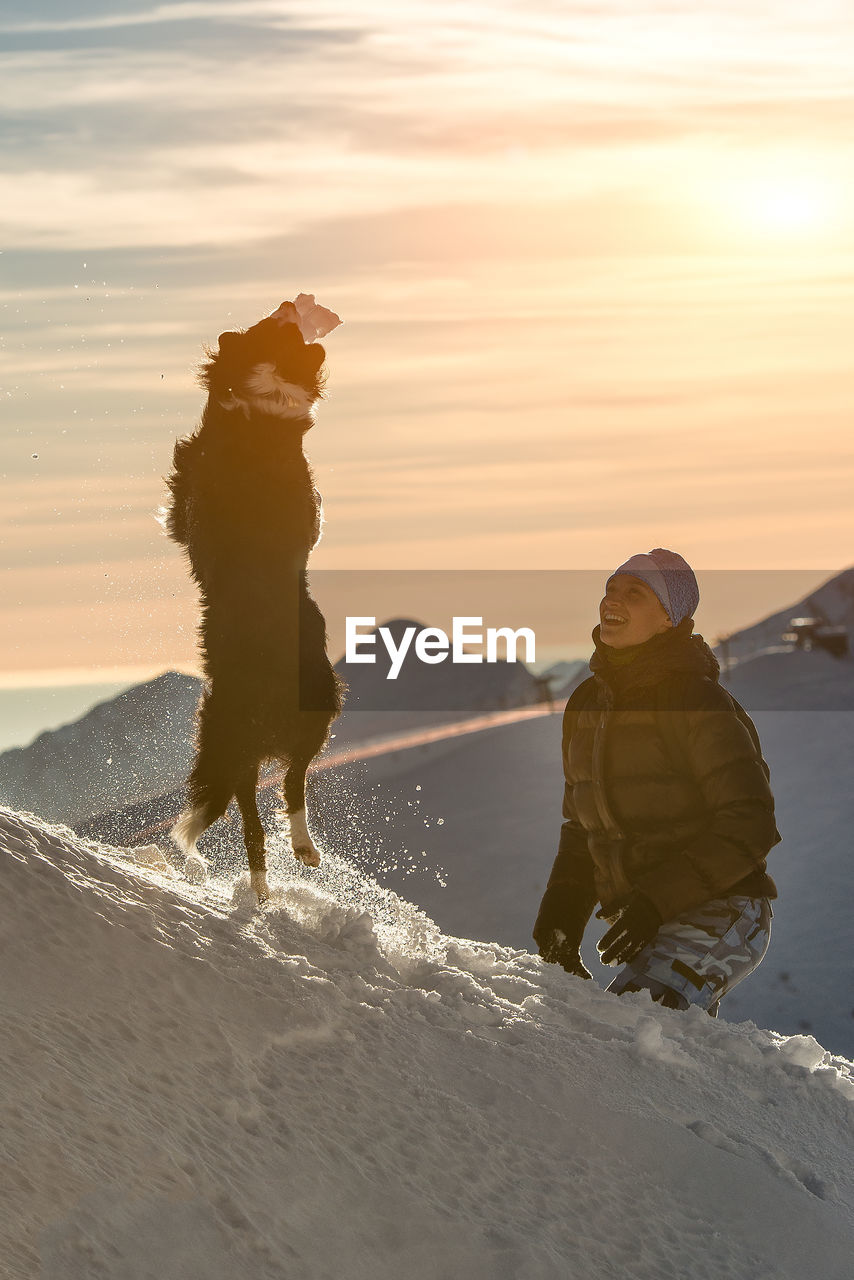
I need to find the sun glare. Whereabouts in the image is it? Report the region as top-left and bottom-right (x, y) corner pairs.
(697, 153), (848, 247)
(752, 180), (833, 232)
(735, 171), (840, 238)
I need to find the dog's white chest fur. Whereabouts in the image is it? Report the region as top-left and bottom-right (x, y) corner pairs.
(220, 362), (315, 421)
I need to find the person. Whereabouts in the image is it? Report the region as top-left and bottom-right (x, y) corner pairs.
(533, 548), (780, 1016)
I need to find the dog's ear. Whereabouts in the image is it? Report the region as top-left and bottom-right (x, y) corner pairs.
(217, 331), (242, 354)
(197, 329), (245, 392)
(307, 341), (326, 374)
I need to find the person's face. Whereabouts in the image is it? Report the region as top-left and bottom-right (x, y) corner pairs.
(598, 574), (673, 648)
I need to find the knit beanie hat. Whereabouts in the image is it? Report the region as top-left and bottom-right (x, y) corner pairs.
(608, 548), (700, 626)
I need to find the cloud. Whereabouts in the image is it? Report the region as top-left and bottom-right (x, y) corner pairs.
(3, 0), (853, 240)
(2, 0), (854, 676)
(0, 2), (291, 35)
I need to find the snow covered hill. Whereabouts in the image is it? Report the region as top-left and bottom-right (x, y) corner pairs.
(721, 644), (854, 709)
(538, 657), (589, 700)
(0, 671), (202, 826)
(721, 565), (854, 665)
(1, 807), (851, 1280)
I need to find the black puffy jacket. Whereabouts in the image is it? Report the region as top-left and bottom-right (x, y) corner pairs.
(535, 619), (779, 939)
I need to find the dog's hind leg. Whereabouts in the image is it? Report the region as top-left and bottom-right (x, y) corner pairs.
(282, 757), (321, 868)
(234, 766), (270, 902)
(172, 689), (238, 881)
(172, 780), (233, 883)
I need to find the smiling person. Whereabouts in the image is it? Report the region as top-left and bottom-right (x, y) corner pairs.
(534, 549), (780, 1016)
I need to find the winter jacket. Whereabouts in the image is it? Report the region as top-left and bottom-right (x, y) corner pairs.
(535, 619), (780, 941)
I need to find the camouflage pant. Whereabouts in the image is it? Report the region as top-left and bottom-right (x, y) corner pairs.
(606, 896), (772, 1017)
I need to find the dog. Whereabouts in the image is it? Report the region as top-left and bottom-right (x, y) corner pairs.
(164, 299), (345, 902)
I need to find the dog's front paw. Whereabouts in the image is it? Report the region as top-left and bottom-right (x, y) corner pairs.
(293, 844), (321, 868)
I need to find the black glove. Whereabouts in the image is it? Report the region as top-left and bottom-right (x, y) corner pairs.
(597, 894), (662, 967)
(536, 929), (593, 980)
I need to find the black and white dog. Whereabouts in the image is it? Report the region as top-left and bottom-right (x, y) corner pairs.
(165, 299), (344, 901)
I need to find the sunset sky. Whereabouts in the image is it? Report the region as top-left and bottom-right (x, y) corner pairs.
(2, 0), (853, 741)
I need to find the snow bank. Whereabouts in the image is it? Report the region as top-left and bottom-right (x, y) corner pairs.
(1, 807), (852, 1279)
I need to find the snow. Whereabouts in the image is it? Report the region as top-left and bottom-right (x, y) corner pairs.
(1, 806), (852, 1278)
(722, 567), (854, 665)
(718, 705), (854, 1049)
(3, 615), (851, 1075)
(0, 671), (201, 824)
(309, 674), (854, 1059)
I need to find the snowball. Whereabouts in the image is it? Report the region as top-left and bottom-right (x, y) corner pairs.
(183, 852), (208, 884)
(129, 843), (171, 873)
(634, 1015), (694, 1067)
(775, 1034), (827, 1071)
(230, 872), (257, 909)
(268, 293), (342, 343)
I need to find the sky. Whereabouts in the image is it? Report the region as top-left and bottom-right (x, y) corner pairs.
(2, 0), (854, 738)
